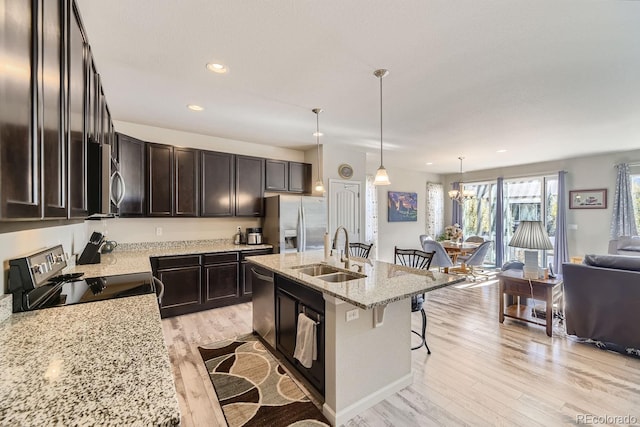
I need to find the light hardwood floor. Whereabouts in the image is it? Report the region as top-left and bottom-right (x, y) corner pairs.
(161, 278), (640, 427)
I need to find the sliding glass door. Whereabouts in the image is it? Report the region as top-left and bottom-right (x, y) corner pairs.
(460, 175), (558, 268)
(461, 181), (497, 265)
(503, 176), (557, 266)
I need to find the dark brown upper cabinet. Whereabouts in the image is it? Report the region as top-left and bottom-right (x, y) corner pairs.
(116, 133), (145, 216)
(201, 151), (234, 217)
(67, 3), (88, 219)
(146, 142), (199, 217)
(265, 159), (288, 192)
(288, 162), (311, 193)
(235, 155), (264, 217)
(0, 0), (73, 220)
(264, 160), (311, 194)
(41, 0), (66, 218)
(174, 146), (199, 216)
(1, 0), (40, 219)
(146, 142), (173, 216)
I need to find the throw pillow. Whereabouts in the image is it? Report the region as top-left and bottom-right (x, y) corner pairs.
(584, 254), (640, 272)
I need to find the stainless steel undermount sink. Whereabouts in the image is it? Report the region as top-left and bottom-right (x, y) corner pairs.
(291, 263), (366, 282)
(317, 272), (366, 283)
(291, 264), (341, 276)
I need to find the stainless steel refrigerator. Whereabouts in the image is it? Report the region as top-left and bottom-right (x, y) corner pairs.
(263, 195), (327, 253)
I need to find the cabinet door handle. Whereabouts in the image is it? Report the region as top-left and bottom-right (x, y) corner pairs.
(152, 276), (165, 306)
(251, 267), (273, 282)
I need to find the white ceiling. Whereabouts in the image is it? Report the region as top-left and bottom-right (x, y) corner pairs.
(76, 0), (640, 174)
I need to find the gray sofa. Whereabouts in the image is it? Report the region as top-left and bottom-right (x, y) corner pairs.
(563, 254), (640, 352)
(608, 236), (640, 256)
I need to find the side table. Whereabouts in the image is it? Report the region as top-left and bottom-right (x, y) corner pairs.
(498, 270), (563, 337)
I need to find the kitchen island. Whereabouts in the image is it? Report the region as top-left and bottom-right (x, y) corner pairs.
(247, 251), (465, 426)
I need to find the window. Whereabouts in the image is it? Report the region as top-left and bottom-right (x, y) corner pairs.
(461, 181), (497, 264)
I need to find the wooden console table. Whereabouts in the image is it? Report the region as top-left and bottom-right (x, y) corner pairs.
(498, 270), (563, 337)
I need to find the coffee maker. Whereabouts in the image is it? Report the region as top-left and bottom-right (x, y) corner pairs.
(246, 227), (263, 245)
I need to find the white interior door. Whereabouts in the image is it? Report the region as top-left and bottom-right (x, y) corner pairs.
(329, 179), (361, 245)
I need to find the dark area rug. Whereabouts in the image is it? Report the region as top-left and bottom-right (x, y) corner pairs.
(198, 335), (330, 427)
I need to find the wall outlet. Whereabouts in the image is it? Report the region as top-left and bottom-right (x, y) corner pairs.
(568, 224), (578, 230)
(346, 308), (359, 322)
(155, 227), (163, 236)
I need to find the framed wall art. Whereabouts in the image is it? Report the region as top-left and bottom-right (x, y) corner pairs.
(388, 191), (417, 222)
(569, 189), (607, 209)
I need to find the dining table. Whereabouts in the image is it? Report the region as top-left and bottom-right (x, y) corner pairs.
(440, 241), (480, 271)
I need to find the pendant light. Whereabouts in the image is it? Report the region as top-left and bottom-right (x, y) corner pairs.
(312, 108), (325, 193)
(373, 69), (391, 185)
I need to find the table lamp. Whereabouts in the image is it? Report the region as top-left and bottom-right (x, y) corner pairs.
(508, 221), (553, 279)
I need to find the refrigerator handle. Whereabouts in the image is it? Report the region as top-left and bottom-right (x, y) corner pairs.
(296, 206), (303, 252)
(300, 205), (306, 251)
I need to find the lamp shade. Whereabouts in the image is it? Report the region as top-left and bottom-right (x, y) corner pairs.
(508, 221), (553, 250)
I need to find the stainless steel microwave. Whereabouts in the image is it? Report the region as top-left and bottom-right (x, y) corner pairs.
(88, 143), (125, 218)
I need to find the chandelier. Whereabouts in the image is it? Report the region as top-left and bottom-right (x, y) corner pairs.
(448, 157), (475, 204)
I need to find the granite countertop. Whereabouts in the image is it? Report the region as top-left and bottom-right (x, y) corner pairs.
(246, 251), (465, 309)
(66, 240), (272, 278)
(0, 295), (180, 426)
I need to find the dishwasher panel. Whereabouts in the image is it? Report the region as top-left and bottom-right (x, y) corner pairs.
(251, 265), (276, 348)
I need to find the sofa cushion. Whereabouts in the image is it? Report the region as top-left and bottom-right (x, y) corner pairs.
(584, 254), (640, 272)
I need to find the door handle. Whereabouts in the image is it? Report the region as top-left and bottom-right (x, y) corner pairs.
(251, 267), (274, 282)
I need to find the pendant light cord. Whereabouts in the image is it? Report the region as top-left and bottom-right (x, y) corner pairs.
(316, 112), (321, 181)
(379, 74), (384, 167)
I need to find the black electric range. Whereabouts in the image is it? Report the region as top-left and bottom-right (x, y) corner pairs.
(8, 245), (156, 313)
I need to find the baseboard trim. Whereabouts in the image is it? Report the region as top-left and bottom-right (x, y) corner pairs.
(322, 372), (413, 426)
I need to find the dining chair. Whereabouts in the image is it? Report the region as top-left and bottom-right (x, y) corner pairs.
(465, 235), (485, 243)
(419, 236), (454, 270)
(457, 240), (493, 280)
(394, 247), (435, 353)
(348, 242), (373, 259)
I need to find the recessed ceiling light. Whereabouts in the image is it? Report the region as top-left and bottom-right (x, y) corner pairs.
(313, 132), (324, 137)
(206, 63), (228, 74)
(496, 149), (507, 153)
(187, 104), (204, 111)
(425, 162), (433, 165)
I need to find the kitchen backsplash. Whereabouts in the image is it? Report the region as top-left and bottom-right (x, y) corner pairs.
(91, 217), (261, 244)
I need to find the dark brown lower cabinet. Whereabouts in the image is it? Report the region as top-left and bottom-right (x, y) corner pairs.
(203, 252), (241, 309)
(153, 248), (271, 318)
(153, 255), (202, 318)
(275, 275), (325, 395)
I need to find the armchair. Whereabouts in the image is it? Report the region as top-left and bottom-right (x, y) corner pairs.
(456, 240), (493, 280)
(419, 236), (454, 270)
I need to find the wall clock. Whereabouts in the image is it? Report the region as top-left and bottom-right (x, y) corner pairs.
(338, 164), (353, 179)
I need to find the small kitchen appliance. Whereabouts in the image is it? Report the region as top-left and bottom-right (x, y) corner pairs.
(246, 227), (263, 245)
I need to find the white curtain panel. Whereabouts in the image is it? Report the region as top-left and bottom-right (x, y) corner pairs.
(425, 182), (444, 240)
(365, 175), (378, 258)
(611, 163), (639, 238)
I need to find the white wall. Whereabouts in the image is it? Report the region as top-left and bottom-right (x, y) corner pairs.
(442, 148), (640, 258)
(1, 223), (89, 294)
(368, 166), (441, 263)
